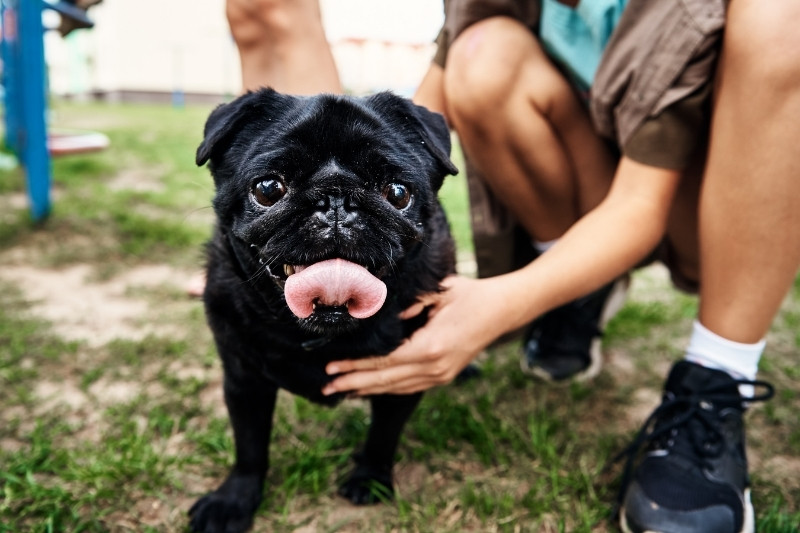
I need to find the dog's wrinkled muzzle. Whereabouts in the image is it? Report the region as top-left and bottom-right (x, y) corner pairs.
(284, 259), (387, 319)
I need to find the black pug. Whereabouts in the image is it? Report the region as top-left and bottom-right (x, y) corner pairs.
(189, 88), (458, 532)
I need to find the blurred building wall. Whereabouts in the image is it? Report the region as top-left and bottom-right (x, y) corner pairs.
(43, 0), (443, 102)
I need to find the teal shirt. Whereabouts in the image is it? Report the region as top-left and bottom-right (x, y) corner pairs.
(540, 0), (628, 93)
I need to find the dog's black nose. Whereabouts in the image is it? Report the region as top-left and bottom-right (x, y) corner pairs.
(315, 194), (358, 228)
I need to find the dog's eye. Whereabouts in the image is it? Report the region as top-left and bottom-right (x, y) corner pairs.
(252, 178), (287, 207)
(382, 183), (412, 210)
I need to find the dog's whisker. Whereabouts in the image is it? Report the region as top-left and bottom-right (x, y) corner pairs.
(240, 258), (274, 286)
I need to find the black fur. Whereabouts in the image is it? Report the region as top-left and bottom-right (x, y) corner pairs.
(188, 88), (457, 532)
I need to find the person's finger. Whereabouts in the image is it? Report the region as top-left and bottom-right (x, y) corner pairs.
(322, 362), (431, 396)
(326, 330), (434, 375)
(398, 290), (445, 320)
(330, 370), (444, 396)
(352, 378), (434, 396)
(325, 354), (397, 375)
(398, 301), (427, 320)
(398, 275), (459, 320)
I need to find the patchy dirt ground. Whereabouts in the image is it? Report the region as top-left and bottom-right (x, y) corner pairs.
(2, 251), (799, 532)
(1, 263), (187, 347)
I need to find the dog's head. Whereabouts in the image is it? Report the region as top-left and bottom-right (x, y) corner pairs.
(198, 88), (457, 334)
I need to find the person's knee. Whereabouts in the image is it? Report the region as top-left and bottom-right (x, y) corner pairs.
(444, 17), (560, 133)
(444, 18), (535, 123)
(226, 0), (303, 48)
(726, 1), (800, 86)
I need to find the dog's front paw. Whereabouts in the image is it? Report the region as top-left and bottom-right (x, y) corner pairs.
(337, 462), (394, 505)
(188, 475), (262, 533)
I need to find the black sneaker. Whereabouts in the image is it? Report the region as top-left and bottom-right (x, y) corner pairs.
(617, 360), (774, 533)
(520, 276), (629, 383)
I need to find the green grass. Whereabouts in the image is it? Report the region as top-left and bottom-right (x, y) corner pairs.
(0, 100), (798, 532)
(439, 140), (473, 255)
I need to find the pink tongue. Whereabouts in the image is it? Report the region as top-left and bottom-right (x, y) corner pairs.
(284, 259), (387, 319)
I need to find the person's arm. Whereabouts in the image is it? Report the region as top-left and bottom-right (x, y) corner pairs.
(322, 157), (682, 396)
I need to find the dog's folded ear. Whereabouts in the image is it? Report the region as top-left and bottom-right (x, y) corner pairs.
(408, 102), (460, 177)
(368, 93), (459, 179)
(196, 88), (291, 167)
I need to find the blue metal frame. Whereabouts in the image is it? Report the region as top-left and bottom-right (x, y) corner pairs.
(2, 0), (52, 221)
(1, 0), (20, 153)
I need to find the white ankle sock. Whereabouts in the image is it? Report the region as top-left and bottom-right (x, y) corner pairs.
(684, 320), (765, 397)
(533, 238), (558, 255)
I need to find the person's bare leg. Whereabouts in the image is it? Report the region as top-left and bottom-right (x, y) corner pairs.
(620, 7), (800, 530)
(697, 0), (800, 343)
(444, 17), (615, 242)
(189, 0), (342, 298)
(445, 17), (622, 383)
(659, 156), (703, 289)
(225, 0), (341, 94)
(413, 63), (447, 119)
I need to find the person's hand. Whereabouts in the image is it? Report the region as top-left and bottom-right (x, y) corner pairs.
(321, 275), (514, 396)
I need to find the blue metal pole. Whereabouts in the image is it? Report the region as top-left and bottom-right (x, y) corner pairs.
(1, 0), (21, 152)
(18, 0), (51, 221)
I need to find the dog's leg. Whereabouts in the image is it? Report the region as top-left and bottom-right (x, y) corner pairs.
(338, 392), (423, 505)
(189, 374), (278, 533)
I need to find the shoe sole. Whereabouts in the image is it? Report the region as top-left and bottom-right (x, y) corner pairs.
(619, 488), (754, 533)
(520, 275), (630, 385)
